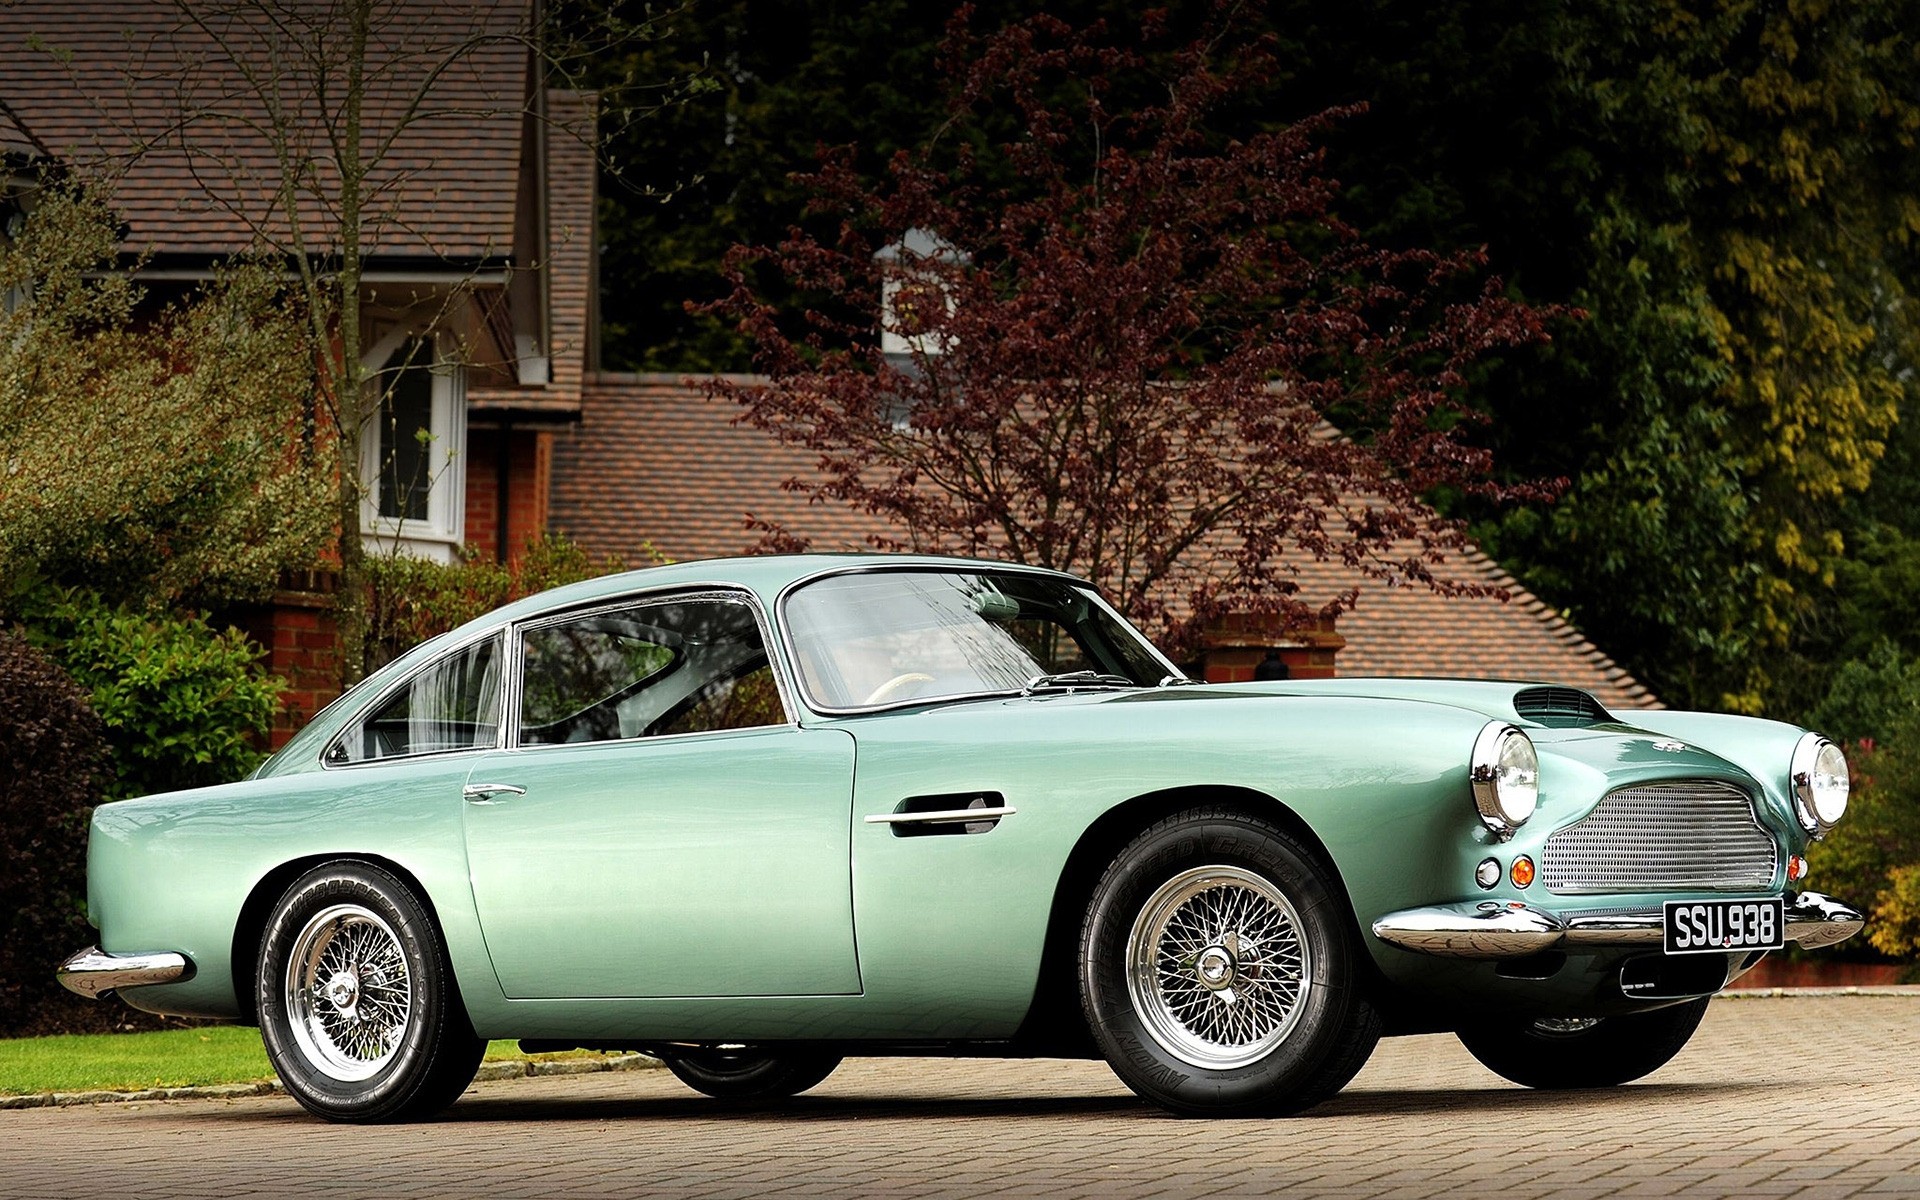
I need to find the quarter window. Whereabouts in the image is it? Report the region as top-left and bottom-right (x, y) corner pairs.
(328, 635), (503, 763)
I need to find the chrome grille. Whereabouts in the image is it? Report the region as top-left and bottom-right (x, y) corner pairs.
(1541, 781), (1778, 894)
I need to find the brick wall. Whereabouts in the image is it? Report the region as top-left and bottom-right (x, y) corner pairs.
(237, 570), (343, 748)
(462, 428), (551, 563)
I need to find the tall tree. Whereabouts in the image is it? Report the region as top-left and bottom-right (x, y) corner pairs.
(1282, 0), (1920, 712)
(708, 6), (1560, 649)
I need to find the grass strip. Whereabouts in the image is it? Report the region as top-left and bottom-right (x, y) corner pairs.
(0, 1027), (612, 1096)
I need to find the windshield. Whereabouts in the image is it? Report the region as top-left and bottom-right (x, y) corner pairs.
(783, 569), (1174, 710)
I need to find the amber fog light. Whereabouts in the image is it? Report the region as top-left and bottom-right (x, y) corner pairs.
(1510, 856), (1536, 888)
(1475, 858), (1501, 889)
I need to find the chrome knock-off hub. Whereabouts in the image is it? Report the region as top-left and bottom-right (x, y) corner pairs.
(1197, 945), (1236, 991)
(323, 970), (360, 1018)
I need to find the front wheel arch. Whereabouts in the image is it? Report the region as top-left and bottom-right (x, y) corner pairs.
(230, 853), (447, 1026)
(1016, 786), (1365, 1055)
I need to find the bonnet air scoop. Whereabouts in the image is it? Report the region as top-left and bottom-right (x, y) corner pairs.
(1512, 685), (1612, 727)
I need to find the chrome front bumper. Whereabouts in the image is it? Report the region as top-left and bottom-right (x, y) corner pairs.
(1372, 891), (1864, 959)
(57, 946), (193, 999)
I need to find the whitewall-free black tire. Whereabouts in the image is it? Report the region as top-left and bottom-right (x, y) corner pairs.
(256, 861), (484, 1123)
(1079, 808), (1381, 1116)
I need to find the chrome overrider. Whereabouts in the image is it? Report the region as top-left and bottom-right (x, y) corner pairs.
(56, 946), (193, 999)
(1371, 891), (1864, 959)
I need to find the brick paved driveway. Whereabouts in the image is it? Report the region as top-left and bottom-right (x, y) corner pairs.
(4, 995), (1916, 1199)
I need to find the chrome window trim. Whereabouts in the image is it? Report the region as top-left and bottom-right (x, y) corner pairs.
(771, 562), (1183, 718)
(489, 719), (814, 757)
(502, 585), (799, 750)
(318, 627), (508, 771)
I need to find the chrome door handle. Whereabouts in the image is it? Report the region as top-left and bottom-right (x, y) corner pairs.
(463, 782), (527, 804)
(864, 806), (1017, 826)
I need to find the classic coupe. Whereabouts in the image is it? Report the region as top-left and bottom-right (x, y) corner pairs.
(59, 555), (1864, 1122)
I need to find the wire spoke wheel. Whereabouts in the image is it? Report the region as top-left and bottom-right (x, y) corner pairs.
(1124, 864), (1312, 1070)
(285, 903), (415, 1082)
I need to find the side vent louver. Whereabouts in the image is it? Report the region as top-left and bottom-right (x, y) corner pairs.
(1513, 685), (1611, 727)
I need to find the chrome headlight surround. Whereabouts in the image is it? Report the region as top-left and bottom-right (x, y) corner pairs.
(1790, 731), (1849, 836)
(1470, 722), (1539, 839)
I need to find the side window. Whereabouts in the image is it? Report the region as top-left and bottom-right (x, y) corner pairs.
(517, 595), (786, 746)
(520, 619), (678, 744)
(328, 635), (502, 764)
(653, 665), (784, 737)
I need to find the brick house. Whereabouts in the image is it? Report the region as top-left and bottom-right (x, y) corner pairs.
(544, 377), (1656, 710)
(2, 1), (596, 732)
(0, 0), (589, 569)
(2, 1), (1656, 728)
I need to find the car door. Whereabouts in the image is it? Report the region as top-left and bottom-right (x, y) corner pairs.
(459, 590), (861, 1000)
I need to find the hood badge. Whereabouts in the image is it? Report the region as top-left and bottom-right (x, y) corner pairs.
(1652, 740), (1689, 753)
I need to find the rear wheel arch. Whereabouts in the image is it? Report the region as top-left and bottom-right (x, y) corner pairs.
(1017, 785), (1364, 1053)
(230, 854), (445, 1025)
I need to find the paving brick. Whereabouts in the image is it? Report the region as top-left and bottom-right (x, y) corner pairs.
(2, 995), (1916, 1198)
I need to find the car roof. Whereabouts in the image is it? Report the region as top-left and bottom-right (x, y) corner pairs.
(476, 552), (1085, 627)
(259, 553), (1089, 775)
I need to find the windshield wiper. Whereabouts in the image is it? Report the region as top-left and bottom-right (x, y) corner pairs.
(1022, 670), (1140, 694)
(1156, 673), (1199, 687)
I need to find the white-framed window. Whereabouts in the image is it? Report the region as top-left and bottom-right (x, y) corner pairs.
(360, 325), (466, 561)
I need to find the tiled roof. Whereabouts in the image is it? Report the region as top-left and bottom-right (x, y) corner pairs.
(1285, 546), (1657, 709)
(0, 1), (529, 262)
(466, 88), (593, 419)
(551, 375), (1659, 710)
(551, 375), (887, 560)
(1, 98), (45, 158)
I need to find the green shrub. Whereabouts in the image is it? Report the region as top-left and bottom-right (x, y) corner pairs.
(1801, 647), (1920, 961)
(0, 183), (332, 610)
(21, 590), (283, 799)
(0, 629), (106, 1036)
(363, 534), (637, 671)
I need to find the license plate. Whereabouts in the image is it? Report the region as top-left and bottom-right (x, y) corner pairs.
(1662, 898), (1785, 955)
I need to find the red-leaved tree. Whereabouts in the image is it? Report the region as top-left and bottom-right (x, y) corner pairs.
(707, 3), (1564, 652)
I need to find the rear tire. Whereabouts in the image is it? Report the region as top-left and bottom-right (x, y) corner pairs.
(1456, 997), (1711, 1089)
(1079, 808), (1381, 1116)
(257, 861), (484, 1123)
(660, 1047), (842, 1100)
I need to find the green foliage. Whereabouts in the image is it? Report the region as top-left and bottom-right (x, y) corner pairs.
(1799, 648), (1920, 961)
(0, 182), (332, 610)
(1808, 643), (1920, 747)
(0, 630), (106, 1037)
(363, 535), (637, 671)
(1805, 733), (1920, 961)
(21, 590), (283, 801)
(1281, 0), (1920, 713)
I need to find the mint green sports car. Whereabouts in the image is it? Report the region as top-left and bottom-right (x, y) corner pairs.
(60, 555), (1864, 1122)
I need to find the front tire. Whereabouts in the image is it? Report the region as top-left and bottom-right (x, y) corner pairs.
(257, 861), (485, 1123)
(1079, 808), (1381, 1116)
(1456, 997), (1711, 1089)
(659, 1046), (842, 1100)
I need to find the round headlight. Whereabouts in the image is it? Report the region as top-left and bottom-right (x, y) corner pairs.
(1791, 732), (1849, 833)
(1471, 722), (1538, 836)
